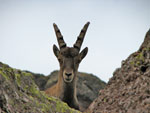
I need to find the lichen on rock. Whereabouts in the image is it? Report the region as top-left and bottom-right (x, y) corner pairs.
(0, 62), (81, 113)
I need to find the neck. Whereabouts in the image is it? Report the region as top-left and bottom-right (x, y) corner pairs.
(63, 78), (76, 101)
(57, 70), (79, 109)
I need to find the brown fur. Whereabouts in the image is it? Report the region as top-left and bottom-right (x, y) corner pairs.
(45, 48), (80, 110)
(45, 22), (90, 110)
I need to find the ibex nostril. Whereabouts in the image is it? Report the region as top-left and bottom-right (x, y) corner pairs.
(65, 73), (72, 77)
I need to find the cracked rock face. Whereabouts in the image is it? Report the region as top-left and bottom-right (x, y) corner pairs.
(88, 29), (150, 113)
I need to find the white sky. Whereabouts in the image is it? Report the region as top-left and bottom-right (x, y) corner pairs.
(0, 0), (150, 82)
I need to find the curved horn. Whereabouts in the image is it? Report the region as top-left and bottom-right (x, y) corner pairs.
(73, 22), (90, 51)
(53, 23), (66, 49)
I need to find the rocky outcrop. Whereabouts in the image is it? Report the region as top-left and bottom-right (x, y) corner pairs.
(88, 29), (150, 113)
(32, 71), (106, 111)
(0, 62), (81, 113)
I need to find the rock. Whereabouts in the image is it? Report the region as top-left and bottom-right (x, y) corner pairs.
(88, 29), (150, 113)
(31, 71), (106, 111)
(0, 62), (81, 113)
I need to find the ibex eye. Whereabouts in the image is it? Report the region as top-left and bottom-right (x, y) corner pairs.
(58, 58), (62, 63)
(75, 58), (80, 64)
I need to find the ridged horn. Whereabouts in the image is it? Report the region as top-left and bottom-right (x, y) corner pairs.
(73, 22), (90, 51)
(53, 23), (66, 49)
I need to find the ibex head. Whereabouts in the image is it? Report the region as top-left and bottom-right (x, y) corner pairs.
(53, 22), (90, 83)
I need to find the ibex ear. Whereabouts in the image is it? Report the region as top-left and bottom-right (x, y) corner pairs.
(79, 47), (88, 61)
(53, 44), (60, 58)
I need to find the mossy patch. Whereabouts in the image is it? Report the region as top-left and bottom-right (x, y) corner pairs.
(15, 73), (21, 86)
(0, 63), (12, 80)
(22, 71), (33, 76)
(130, 47), (150, 67)
(0, 70), (9, 80)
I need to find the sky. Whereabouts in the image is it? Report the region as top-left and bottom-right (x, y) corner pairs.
(0, 0), (150, 82)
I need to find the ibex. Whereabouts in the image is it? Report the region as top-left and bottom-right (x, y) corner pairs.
(45, 22), (90, 110)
